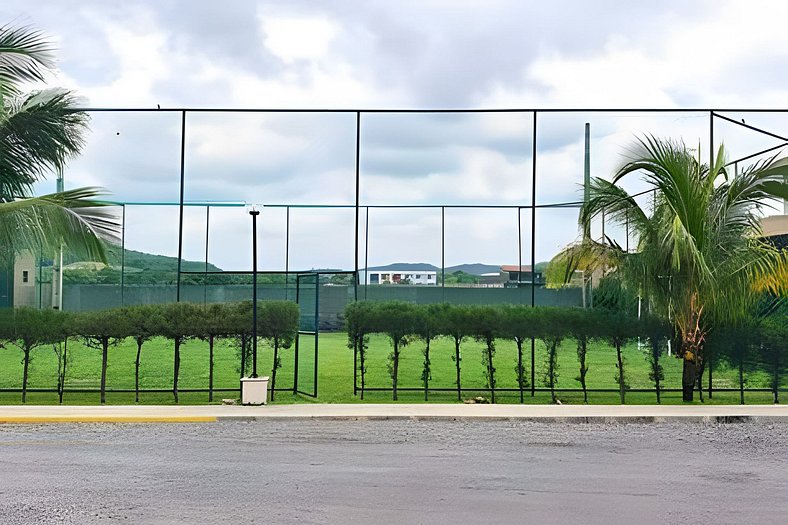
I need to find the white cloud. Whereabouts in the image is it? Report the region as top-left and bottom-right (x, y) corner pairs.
(260, 16), (338, 64)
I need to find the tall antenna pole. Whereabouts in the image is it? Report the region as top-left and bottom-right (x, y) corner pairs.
(52, 169), (64, 310)
(582, 123), (591, 308)
(583, 123), (591, 240)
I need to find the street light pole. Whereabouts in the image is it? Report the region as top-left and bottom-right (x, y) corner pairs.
(250, 208), (260, 378)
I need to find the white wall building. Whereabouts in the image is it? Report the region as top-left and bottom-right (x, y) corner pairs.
(364, 270), (437, 285)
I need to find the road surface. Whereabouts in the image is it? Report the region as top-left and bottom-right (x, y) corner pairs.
(0, 420), (785, 524)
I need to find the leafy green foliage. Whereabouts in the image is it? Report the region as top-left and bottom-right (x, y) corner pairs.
(0, 24), (120, 262)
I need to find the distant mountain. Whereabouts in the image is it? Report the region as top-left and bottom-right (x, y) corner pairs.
(365, 262), (548, 276)
(366, 262), (439, 272)
(445, 263), (500, 275)
(104, 247), (223, 273)
(366, 262), (501, 275)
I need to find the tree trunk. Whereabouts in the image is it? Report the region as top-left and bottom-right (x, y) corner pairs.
(240, 335), (246, 379)
(486, 339), (495, 404)
(392, 340), (399, 401)
(271, 338), (279, 402)
(208, 335), (214, 403)
(360, 336), (366, 400)
(22, 347), (30, 403)
(135, 339), (143, 403)
(423, 340), (430, 402)
(653, 354), (661, 405)
(578, 338), (588, 404)
(173, 338), (181, 403)
(454, 338), (462, 402)
(353, 339), (358, 396)
(682, 358), (695, 402)
(517, 339), (524, 404)
(58, 340), (68, 404)
(616, 341), (626, 404)
(696, 360), (705, 403)
(100, 339), (109, 405)
(738, 355), (745, 405)
(548, 342), (557, 404)
(773, 357), (780, 404)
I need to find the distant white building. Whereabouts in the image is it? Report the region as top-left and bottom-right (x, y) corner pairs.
(363, 269), (437, 285)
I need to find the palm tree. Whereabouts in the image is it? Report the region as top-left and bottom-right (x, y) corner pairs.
(0, 23), (118, 268)
(551, 135), (788, 401)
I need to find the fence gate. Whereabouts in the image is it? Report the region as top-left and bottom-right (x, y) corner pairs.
(293, 273), (319, 397)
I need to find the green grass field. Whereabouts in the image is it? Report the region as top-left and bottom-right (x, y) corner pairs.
(0, 332), (783, 405)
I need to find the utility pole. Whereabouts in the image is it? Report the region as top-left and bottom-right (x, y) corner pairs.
(583, 123), (591, 308)
(52, 169), (64, 310)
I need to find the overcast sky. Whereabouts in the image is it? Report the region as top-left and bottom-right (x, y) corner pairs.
(4, 1), (788, 271)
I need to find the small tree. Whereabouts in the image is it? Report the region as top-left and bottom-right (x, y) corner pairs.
(157, 302), (201, 403)
(758, 316), (787, 404)
(375, 302), (416, 401)
(641, 315), (669, 403)
(73, 308), (132, 404)
(122, 304), (162, 403)
(536, 307), (566, 404)
(499, 306), (534, 403)
(5, 308), (65, 403)
(345, 301), (373, 399)
(195, 303), (231, 402)
(259, 301), (299, 401)
(436, 304), (473, 402)
(469, 306), (500, 403)
(566, 309), (594, 404)
(229, 302), (254, 379)
(596, 311), (639, 404)
(714, 323), (757, 405)
(414, 303), (446, 401)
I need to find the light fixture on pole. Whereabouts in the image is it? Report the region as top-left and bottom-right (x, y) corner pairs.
(250, 207), (260, 378)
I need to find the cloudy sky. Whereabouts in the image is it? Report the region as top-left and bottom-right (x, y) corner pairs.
(4, 0), (788, 272)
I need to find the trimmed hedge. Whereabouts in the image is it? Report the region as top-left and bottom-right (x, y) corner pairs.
(0, 301), (299, 404)
(345, 301), (786, 403)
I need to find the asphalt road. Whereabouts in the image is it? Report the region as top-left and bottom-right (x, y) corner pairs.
(0, 420), (786, 524)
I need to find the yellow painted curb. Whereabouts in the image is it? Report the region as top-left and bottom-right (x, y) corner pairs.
(0, 416), (217, 424)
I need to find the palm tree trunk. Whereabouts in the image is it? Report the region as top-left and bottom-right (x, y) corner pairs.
(682, 358), (695, 402)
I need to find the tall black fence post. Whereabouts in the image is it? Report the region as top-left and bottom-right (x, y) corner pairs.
(250, 208), (260, 378)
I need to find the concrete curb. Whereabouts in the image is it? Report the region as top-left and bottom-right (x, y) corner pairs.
(213, 415), (788, 424)
(1, 404), (787, 424)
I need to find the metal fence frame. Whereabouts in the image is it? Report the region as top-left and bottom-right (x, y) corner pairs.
(20, 107), (787, 402)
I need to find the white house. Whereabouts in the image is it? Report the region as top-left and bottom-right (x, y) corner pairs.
(363, 269), (437, 285)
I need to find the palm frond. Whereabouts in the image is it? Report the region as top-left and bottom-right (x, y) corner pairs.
(0, 89), (89, 199)
(0, 24), (54, 97)
(0, 187), (120, 263)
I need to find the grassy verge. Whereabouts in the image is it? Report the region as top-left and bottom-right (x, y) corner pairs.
(0, 332), (781, 405)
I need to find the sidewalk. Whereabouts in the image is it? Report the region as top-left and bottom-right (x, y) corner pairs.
(0, 403), (787, 423)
